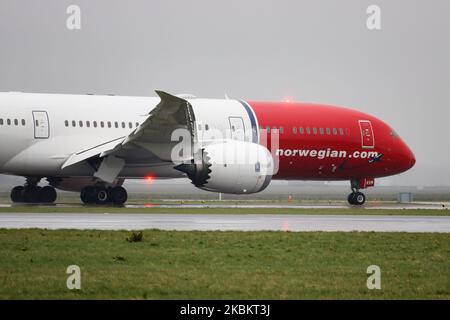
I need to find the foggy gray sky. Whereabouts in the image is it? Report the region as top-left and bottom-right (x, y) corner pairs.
(0, 0), (449, 186)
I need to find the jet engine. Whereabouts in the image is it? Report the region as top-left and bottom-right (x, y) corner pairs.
(175, 140), (274, 194)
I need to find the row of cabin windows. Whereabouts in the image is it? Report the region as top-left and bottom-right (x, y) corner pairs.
(0, 118), (26, 126)
(65, 120), (139, 129)
(292, 127), (348, 136)
(198, 124), (348, 137)
(260, 126), (348, 136)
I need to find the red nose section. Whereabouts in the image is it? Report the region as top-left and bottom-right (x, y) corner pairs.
(409, 151), (416, 169)
(399, 140), (416, 172)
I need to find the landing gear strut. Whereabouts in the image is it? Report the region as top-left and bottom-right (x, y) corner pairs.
(10, 178), (57, 204)
(80, 186), (128, 205)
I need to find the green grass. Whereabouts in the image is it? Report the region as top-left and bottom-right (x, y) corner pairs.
(0, 229), (448, 299)
(0, 206), (448, 216)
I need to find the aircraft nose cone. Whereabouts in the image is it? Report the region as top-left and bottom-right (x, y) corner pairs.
(400, 141), (416, 172)
(409, 152), (416, 169)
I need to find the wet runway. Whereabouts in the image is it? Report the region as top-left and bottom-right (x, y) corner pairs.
(0, 213), (449, 233)
(0, 201), (449, 210)
(127, 202), (450, 210)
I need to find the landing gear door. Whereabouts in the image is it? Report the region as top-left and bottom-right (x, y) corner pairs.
(32, 111), (50, 139)
(229, 117), (246, 141)
(358, 120), (374, 149)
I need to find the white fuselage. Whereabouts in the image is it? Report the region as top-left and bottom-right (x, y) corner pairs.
(0, 92), (254, 179)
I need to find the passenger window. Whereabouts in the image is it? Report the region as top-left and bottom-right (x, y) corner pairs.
(107, 121), (111, 128)
(299, 127), (304, 134)
(122, 122), (125, 128)
(313, 127), (317, 135)
(333, 128), (337, 135)
(306, 127), (311, 135)
(86, 121), (90, 128)
(293, 127), (297, 134)
(72, 120), (76, 127)
(266, 126), (270, 133)
(101, 121), (105, 128)
(135, 122), (139, 127)
(114, 122), (118, 128)
(345, 128), (350, 136)
(205, 124), (209, 131)
(280, 127), (284, 134)
(0, 119), (3, 125)
(129, 122), (132, 129)
(22, 119), (25, 126)
(14, 119), (18, 126)
(65, 120), (69, 127)
(326, 128), (331, 135)
(320, 128), (324, 135)
(79, 121), (83, 128)
(93, 121), (97, 128)
(339, 128), (344, 135)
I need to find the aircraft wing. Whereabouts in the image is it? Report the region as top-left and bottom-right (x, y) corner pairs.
(61, 90), (197, 176)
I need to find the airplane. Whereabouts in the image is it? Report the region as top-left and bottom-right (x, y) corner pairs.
(0, 91), (415, 206)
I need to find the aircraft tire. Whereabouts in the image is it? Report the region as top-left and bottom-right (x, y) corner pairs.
(80, 186), (96, 205)
(39, 186), (57, 203)
(354, 192), (366, 205)
(94, 187), (109, 205)
(110, 186), (128, 205)
(10, 186), (24, 203)
(348, 192), (366, 205)
(22, 186), (41, 203)
(347, 193), (356, 205)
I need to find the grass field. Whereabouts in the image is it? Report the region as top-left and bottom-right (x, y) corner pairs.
(0, 229), (448, 299)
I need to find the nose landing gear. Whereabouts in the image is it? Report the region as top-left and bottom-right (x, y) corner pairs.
(80, 186), (128, 205)
(347, 178), (373, 206)
(347, 190), (366, 205)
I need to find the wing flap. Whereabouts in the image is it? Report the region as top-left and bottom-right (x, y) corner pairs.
(61, 137), (124, 169)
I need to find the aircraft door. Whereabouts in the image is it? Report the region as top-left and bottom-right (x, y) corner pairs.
(32, 111), (50, 139)
(229, 117), (246, 141)
(358, 120), (374, 149)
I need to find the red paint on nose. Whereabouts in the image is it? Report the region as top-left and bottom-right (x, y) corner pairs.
(399, 140), (416, 172)
(409, 151), (416, 169)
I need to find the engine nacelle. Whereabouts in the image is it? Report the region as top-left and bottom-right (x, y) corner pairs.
(175, 140), (274, 194)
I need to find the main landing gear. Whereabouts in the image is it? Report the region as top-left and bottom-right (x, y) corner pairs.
(10, 178), (57, 204)
(80, 186), (128, 205)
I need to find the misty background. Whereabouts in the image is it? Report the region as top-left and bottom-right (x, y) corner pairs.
(0, 0), (449, 191)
